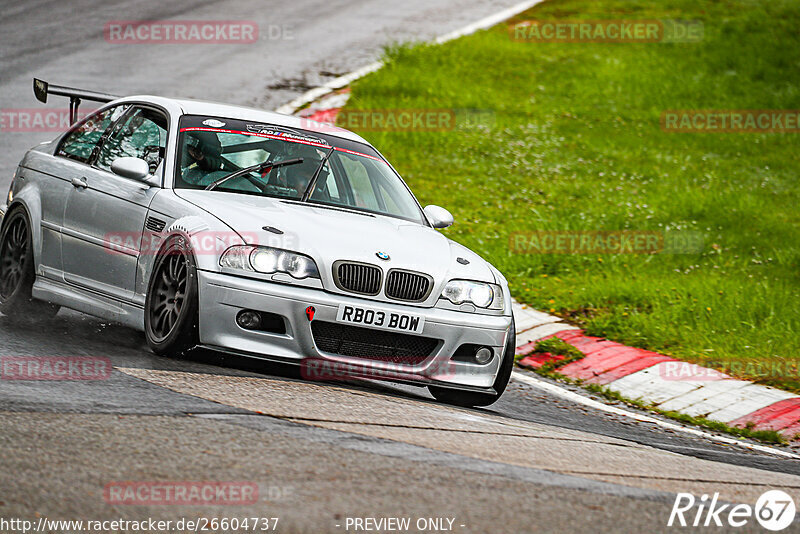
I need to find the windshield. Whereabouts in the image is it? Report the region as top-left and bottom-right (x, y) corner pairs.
(175, 115), (425, 223)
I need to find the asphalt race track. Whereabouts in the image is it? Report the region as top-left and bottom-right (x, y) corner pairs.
(1, 2), (799, 532)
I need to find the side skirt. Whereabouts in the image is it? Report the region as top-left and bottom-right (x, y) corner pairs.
(32, 276), (145, 331)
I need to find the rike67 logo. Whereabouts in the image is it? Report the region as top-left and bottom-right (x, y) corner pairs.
(668, 490), (796, 531)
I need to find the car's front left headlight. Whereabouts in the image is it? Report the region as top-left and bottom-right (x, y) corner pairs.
(441, 280), (504, 310)
(220, 246), (320, 279)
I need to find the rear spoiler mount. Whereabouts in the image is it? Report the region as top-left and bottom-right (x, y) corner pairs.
(33, 78), (119, 124)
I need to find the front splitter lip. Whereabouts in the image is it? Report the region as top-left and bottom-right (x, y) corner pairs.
(198, 343), (498, 395)
(198, 269), (512, 390)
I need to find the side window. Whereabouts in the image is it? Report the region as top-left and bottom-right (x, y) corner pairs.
(56, 105), (127, 164)
(96, 107), (168, 175)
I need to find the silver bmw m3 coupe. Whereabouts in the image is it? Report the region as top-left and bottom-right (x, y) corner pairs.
(0, 79), (515, 406)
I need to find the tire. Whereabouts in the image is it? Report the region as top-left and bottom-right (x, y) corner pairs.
(429, 317), (516, 408)
(144, 235), (199, 357)
(0, 208), (60, 323)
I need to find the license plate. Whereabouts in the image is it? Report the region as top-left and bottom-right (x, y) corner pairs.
(335, 304), (425, 334)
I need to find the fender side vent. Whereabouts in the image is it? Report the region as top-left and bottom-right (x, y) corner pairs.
(146, 216), (167, 233)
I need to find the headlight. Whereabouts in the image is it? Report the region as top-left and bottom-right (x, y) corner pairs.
(220, 246), (320, 279)
(441, 280), (504, 310)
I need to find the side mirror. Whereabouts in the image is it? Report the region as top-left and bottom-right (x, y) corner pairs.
(111, 157), (157, 186)
(424, 205), (454, 229)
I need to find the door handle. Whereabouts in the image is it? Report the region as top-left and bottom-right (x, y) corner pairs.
(71, 177), (88, 189)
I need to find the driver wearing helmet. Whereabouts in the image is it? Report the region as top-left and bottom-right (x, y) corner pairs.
(181, 131), (227, 186)
(264, 143), (331, 199)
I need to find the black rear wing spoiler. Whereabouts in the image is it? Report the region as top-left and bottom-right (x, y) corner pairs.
(33, 78), (119, 124)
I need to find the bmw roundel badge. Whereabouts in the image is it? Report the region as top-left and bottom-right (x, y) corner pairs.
(376, 252), (390, 261)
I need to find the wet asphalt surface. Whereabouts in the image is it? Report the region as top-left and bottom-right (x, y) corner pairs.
(2, 309), (798, 473)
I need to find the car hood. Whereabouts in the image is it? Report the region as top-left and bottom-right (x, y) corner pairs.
(175, 190), (496, 290)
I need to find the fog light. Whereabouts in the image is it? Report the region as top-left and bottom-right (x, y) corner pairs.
(474, 347), (493, 364)
(236, 310), (261, 330)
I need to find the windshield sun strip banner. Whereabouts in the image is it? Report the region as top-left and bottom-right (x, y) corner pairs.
(179, 126), (382, 161)
(180, 126), (330, 149)
(332, 146), (382, 162)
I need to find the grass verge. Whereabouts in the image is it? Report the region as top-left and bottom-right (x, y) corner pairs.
(342, 0), (800, 393)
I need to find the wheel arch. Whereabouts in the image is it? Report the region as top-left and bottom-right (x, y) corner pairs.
(2, 196), (42, 272)
(144, 229), (198, 287)
(138, 215), (210, 297)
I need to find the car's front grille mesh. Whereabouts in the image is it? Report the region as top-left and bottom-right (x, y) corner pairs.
(335, 262), (381, 295)
(385, 270), (431, 302)
(311, 321), (439, 364)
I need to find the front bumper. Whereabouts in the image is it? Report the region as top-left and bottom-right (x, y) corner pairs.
(197, 270), (513, 391)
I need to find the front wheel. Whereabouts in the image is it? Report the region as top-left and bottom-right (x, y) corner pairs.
(0, 209), (60, 322)
(144, 236), (199, 357)
(429, 318), (516, 408)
